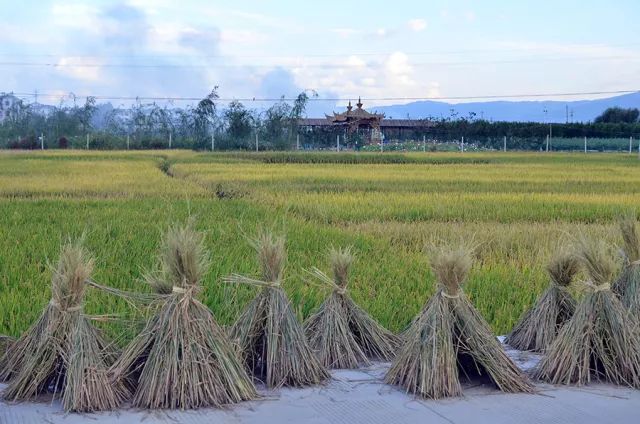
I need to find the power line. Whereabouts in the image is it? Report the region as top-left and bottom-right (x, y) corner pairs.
(9, 89), (640, 103)
(1, 41), (639, 60)
(0, 56), (637, 69)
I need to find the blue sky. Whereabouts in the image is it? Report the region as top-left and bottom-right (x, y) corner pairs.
(1, 0), (639, 113)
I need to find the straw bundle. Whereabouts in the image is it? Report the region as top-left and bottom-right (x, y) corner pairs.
(226, 231), (329, 388)
(110, 222), (257, 409)
(304, 247), (399, 368)
(385, 246), (534, 399)
(505, 251), (579, 352)
(612, 215), (640, 316)
(534, 237), (640, 387)
(0, 240), (126, 412)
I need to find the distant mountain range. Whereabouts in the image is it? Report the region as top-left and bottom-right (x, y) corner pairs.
(368, 92), (640, 123)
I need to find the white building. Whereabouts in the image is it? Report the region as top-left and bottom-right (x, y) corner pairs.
(0, 93), (19, 123)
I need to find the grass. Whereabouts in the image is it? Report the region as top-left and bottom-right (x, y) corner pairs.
(0, 150), (638, 341)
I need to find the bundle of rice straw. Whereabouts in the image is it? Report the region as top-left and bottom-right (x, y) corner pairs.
(226, 231), (329, 388)
(534, 236), (640, 387)
(304, 246), (399, 368)
(0, 240), (126, 412)
(505, 250), (579, 352)
(385, 245), (534, 399)
(110, 222), (257, 409)
(612, 215), (640, 316)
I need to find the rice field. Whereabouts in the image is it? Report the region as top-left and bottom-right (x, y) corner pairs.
(0, 150), (638, 340)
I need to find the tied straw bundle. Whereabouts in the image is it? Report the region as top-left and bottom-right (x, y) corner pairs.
(612, 215), (640, 316)
(225, 231), (329, 388)
(385, 245), (534, 399)
(109, 221), (257, 409)
(304, 246), (399, 368)
(535, 236), (640, 387)
(0, 240), (126, 412)
(505, 250), (579, 352)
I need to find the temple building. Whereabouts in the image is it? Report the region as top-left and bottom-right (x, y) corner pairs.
(325, 98), (385, 142)
(300, 98), (433, 144)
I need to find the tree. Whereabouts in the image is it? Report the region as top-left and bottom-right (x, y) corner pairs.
(594, 107), (640, 124)
(224, 100), (254, 146)
(288, 91), (315, 146)
(262, 98), (292, 149)
(193, 87), (219, 149)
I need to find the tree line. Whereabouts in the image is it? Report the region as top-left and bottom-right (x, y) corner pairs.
(1, 89), (639, 151)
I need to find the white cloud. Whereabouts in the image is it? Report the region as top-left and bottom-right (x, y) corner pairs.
(331, 28), (359, 38)
(407, 18), (427, 32)
(386, 52), (413, 76)
(55, 57), (102, 82)
(346, 55), (366, 68)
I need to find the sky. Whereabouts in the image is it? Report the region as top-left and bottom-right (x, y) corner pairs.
(1, 0), (639, 114)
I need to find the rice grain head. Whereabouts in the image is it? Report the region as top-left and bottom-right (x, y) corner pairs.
(329, 246), (354, 289)
(250, 231), (286, 283)
(430, 245), (473, 295)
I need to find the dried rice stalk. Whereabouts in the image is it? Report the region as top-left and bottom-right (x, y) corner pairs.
(505, 250), (578, 352)
(110, 222), (257, 409)
(0, 240), (126, 412)
(535, 236), (640, 387)
(304, 247), (399, 368)
(385, 245), (534, 399)
(227, 231), (329, 388)
(612, 215), (640, 316)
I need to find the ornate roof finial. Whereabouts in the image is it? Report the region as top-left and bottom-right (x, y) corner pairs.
(356, 97), (363, 109)
(346, 100), (353, 112)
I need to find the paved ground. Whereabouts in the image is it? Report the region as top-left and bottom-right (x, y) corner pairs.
(1, 343), (640, 424)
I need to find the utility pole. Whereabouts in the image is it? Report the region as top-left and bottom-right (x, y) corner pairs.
(169, 133), (172, 149)
(255, 133), (258, 152)
(461, 136), (464, 152)
(40, 133), (44, 150)
(630, 136), (633, 154)
(584, 136), (587, 153)
(86, 133), (89, 150)
(423, 135), (426, 152)
(336, 135), (340, 152)
(565, 105), (569, 124)
(127, 134), (130, 150)
(296, 134), (300, 150)
(503, 136), (506, 152)
(212, 134), (215, 151)
(546, 134), (549, 152)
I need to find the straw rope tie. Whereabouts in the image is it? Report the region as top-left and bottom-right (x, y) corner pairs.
(172, 286), (187, 294)
(441, 290), (462, 299)
(593, 283), (611, 292)
(49, 300), (83, 312)
(631, 259), (640, 266)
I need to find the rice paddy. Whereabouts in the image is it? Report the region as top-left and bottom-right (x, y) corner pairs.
(0, 150), (638, 343)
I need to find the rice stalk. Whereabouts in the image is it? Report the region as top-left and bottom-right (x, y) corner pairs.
(505, 250), (578, 352)
(612, 215), (640, 316)
(304, 246), (399, 368)
(0, 240), (126, 412)
(110, 221), (257, 409)
(385, 245), (534, 399)
(227, 231), (329, 388)
(534, 236), (640, 387)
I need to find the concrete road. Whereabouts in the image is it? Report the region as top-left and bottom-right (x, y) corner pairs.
(1, 345), (639, 423)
